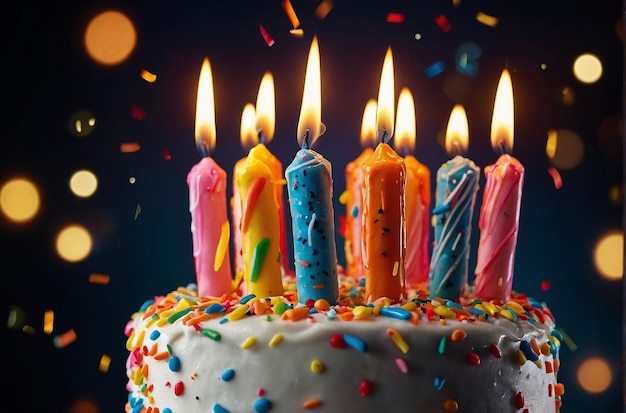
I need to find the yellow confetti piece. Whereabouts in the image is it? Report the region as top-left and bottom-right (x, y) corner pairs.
(43, 310), (54, 334)
(241, 336), (256, 349)
(268, 333), (283, 347)
(387, 328), (409, 353)
(476, 11), (498, 27)
(89, 273), (110, 285)
(228, 304), (250, 321)
(134, 204), (142, 220)
(314, 0), (333, 19)
(310, 359), (324, 373)
(120, 142), (141, 153)
(7, 305), (26, 329)
(338, 190), (349, 204)
(53, 328), (77, 349)
(555, 327), (577, 351)
(140, 69), (157, 83)
(99, 354), (112, 373)
(290, 28), (304, 37)
(282, 0), (300, 29)
(22, 325), (35, 334)
(392, 261), (399, 276)
(214, 221), (230, 272)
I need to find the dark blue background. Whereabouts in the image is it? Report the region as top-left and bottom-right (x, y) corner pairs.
(2, 1), (622, 412)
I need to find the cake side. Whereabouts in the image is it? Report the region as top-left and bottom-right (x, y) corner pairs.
(125, 279), (563, 413)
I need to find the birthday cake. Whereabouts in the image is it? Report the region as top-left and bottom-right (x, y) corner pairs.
(125, 41), (564, 413)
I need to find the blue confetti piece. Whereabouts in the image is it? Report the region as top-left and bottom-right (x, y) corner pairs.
(424, 61), (446, 78)
(343, 334), (368, 352)
(168, 356), (181, 372)
(434, 376), (446, 390)
(351, 205), (359, 217)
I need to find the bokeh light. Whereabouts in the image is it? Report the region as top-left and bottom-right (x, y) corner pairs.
(68, 396), (100, 413)
(55, 224), (93, 262)
(577, 357), (613, 393)
(0, 178), (41, 223)
(69, 170), (98, 198)
(545, 129), (585, 170)
(593, 231), (623, 280)
(68, 110), (97, 137)
(573, 53), (603, 84)
(84, 11), (136, 65)
(559, 86), (576, 106)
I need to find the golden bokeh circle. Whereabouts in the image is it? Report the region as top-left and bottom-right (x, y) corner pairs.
(577, 357), (612, 393)
(593, 231), (623, 280)
(0, 178), (40, 223)
(55, 224), (93, 262)
(84, 10), (137, 66)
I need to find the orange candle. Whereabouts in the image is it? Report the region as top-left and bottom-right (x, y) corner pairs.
(394, 88), (431, 286)
(187, 57), (232, 297)
(362, 47), (406, 303)
(474, 69), (524, 301)
(344, 99), (376, 277)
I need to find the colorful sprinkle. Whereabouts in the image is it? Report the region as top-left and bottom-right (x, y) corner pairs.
(214, 403), (230, 413)
(438, 336), (447, 355)
(250, 239), (271, 283)
(466, 352), (480, 365)
(174, 380), (184, 396)
(329, 333), (347, 348)
(229, 304), (250, 321)
(221, 368), (235, 381)
(515, 391), (525, 408)
(379, 307), (411, 320)
(310, 359), (324, 373)
(359, 380), (372, 396)
(434, 376), (446, 390)
(214, 221), (230, 272)
(343, 334), (367, 352)
(450, 329), (467, 342)
(519, 340), (539, 361)
(302, 398), (322, 409)
(395, 358), (408, 374)
(253, 397), (272, 412)
(268, 333), (283, 347)
(387, 328), (409, 353)
(200, 328), (221, 341)
(168, 356), (181, 372)
(241, 336), (257, 349)
(489, 343), (502, 358)
(443, 398), (459, 412)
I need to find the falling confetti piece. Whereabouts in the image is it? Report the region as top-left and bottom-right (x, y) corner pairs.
(162, 148), (172, 160)
(134, 204), (142, 220)
(434, 14), (451, 33)
(540, 280), (551, 291)
(290, 28), (304, 37)
(556, 327), (578, 351)
(43, 310), (54, 334)
(99, 354), (112, 373)
(130, 105), (146, 120)
(140, 69), (157, 83)
(424, 61), (446, 78)
(7, 305), (26, 329)
(282, 0), (300, 29)
(22, 325), (36, 334)
(53, 329), (77, 349)
(314, 0), (333, 19)
(120, 142), (141, 153)
(386, 13), (405, 23)
(547, 167), (562, 189)
(476, 11), (498, 27)
(259, 25), (275, 47)
(89, 273), (110, 285)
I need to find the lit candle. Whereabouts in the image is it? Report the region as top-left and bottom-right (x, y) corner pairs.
(344, 99), (376, 277)
(474, 69), (524, 301)
(285, 36), (339, 304)
(231, 103), (257, 285)
(394, 87), (431, 287)
(429, 104), (480, 300)
(362, 47), (406, 303)
(187, 57), (233, 297)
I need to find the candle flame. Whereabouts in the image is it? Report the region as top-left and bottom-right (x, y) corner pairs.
(445, 104), (469, 155)
(297, 36), (321, 147)
(255, 72), (275, 144)
(394, 87), (416, 153)
(240, 103), (258, 150)
(491, 69), (514, 153)
(360, 99), (378, 147)
(195, 57), (216, 156)
(376, 47), (395, 142)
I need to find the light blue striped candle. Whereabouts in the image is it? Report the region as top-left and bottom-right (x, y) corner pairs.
(429, 155), (480, 299)
(285, 146), (339, 304)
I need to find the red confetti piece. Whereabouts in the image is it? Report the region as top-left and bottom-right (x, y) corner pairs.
(162, 148), (171, 160)
(259, 24), (275, 47)
(434, 14), (451, 33)
(515, 391), (525, 408)
(386, 13), (405, 23)
(329, 333), (346, 348)
(466, 351), (480, 365)
(359, 380), (372, 396)
(541, 280), (551, 291)
(547, 167), (562, 189)
(338, 215), (347, 237)
(131, 105), (146, 120)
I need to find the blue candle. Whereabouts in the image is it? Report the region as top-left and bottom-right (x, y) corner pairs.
(285, 139), (339, 304)
(429, 155), (480, 299)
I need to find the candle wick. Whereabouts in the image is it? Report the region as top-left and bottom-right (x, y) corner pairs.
(199, 139), (210, 158)
(379, 129), (389, 145)
(498, 139), (508, 155)
(258, 130), (266, 145)
(402, 147), (410, 157)
(452, 141), (462, 157)
(302, 129), (310, 149)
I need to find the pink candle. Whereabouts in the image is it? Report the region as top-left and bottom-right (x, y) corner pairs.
(188, 57), (232, 297)
(474, 69), (524, 301)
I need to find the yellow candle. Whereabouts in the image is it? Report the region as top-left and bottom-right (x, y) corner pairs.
(395, 88), (431, 286)
(235, 145), (284, 298)
(344, 99), (378, 277)
(362, 142), (406, 302)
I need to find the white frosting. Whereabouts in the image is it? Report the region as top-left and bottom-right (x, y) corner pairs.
(126, 294), (561, 413)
